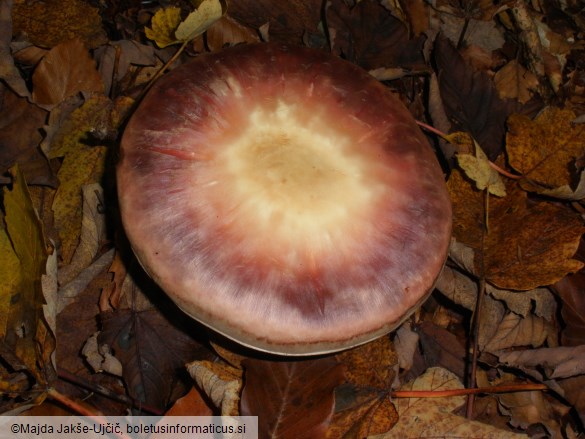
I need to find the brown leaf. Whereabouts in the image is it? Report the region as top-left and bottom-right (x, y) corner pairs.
(240, 356), (344, 439)
(327, 338), (399, 437)
(204, 15), (261, 52)
(99, 308), (209, 410)
(417, 322), (466, 380)
(2, 165), (54, 389)
(447, 170), (585, 290)
(0, 0), (30, 98)
(434, 34), (512, 160)
(552, 272), (585, 346)
(226, 0), (322, 44)
(557, 375), (585, 427)
(326, 0), (426, 70)
(0, 86), (54, 186)
(498, 384), (563, 436)
(507, 107), (585, 191)
(494, 60), (540, 104)
(164, 387), (214, 416)
(32, 39), (104, 108)
(12, 0), (107, 49)
(498, 345), (585, 380)
(485, 313), (556, 352)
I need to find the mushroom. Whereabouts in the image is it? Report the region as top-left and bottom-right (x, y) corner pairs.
(117, 43), (452, 355)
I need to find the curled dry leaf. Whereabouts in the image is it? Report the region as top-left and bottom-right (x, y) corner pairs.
(175, 0), (225, 42)
(57, 184), (106, 286)
(32, 39), (104, 109)
(484, 312), (556, 352)
(186, 360), (242, 416)
(497, 345), (585, 380)
(507, 107), (585, 198)
(498, 385), (563, 437)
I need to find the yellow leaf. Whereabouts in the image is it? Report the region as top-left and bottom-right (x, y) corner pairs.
(0, 226), (22, 338)
(449, 132), (506, 196)
(49, 96), (114, 263)
(175, 0), (225, 42)
(3, 165), (54, 384)
(145, 7), (182, 48)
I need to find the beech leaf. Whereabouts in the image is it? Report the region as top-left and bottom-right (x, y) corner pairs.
(241, 357), (344, 439)
(99, 308), (207, 410)
(32, 39), (104, 108)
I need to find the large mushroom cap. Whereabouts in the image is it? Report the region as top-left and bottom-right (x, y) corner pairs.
(117, 43), (452, 355)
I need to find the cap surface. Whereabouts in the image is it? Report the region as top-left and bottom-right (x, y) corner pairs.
(117, 43), (452, 355)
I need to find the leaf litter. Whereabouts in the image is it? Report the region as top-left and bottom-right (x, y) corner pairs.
(1, 0), (585, 437)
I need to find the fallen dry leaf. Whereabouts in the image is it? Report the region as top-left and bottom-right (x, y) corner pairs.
(48, 96), (114, 264)
(494, 60), (540, 104)
(145, 7), (182, 48)
(186, 359), (241, 416)
(454, 133), (507, 196)
(484, 312), (556, 352)
(164, 386), (213, 416)
(552, 271), (585, 346)
(0, 86), (54, 186)
(99, 308), (208, 411)
(240, 356), (343, 439)
(384, 367), (525, 438)
(12, 0), (107, 48)
(326, 0), (425, 70)
(57, 184), (106, 286)
(226, 0), (322, 44)
(175, 0), (225, 43)
(435, 34), (511, 160)
(497, 345), (585, 380)
(32, 39), (104, 109)
(448, 170), (585, 290)
(328, 337), (399, 437)
(507, 107), (585, 196)
(2, 165), (54, 387)
(202, 15), (261, 52)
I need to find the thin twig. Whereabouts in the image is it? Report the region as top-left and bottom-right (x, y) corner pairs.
(392, 383), (548, 399)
